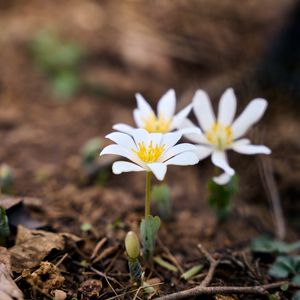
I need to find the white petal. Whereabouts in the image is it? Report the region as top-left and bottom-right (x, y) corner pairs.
(135, 93), (155, 117)
(132, 128), (149, 146)
(218, 88), (237, 125)
(230, 138), (251, 148)
(211, 151), (235, 175)
(157, 89), (176, 119)
(161, 131), (182, 150)
(100, 144), (127, 157)
(105, 132), (136, 150)
(133, 109), (144, 127)
(231, 98), (268, 139)
(113, 123), (135, 135)
(232, 144), (271, 155)
(100, 144), (142, 165)
(193, 89), (216, 132)
(165, 151), (199, 166)
(112, 161), (144, 174)
(179, 126), (202, 136)
(195, 145), (213, 160)
(179, 119), (208, 144)
(146, 133), (163, 148)
(160, 143), (197, 161)
(171, 103), (193, 129)
(213, 172), (232, 185)
(147, 163), (167, 181)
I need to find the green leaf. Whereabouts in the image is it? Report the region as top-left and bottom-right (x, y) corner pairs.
(293, 275), (300, 287)
(292, 290), (300, 300)
(151, 184), (172, 221)
(30, 30), (82, 71)
(269, 256), (295, 279)
(208, 175), (238, 221)
(251, 235), (300, 254)
(140, 215), (161, 261)
(51, 71), (80, 99)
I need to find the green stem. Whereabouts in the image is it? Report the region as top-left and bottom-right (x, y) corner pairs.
(145, 172), (152, 217)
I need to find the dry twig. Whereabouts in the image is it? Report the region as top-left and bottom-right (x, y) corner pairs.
(154, 281), (289, 300)
(197, 244), (219, 287)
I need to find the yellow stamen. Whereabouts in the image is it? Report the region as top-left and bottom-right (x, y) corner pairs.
(132, 141), (165, 163)
(142, 113), (172, 133)
(206, 122), (233, 150)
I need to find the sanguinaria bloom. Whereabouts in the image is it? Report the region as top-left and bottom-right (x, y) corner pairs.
(113, 89), (192, 134)
(181, 88), (271, 184)
(100, 129), (199, 181)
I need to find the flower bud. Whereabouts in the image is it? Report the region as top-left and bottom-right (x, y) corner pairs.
(0, 164), (13, 194)
(125, 231), (140, 259)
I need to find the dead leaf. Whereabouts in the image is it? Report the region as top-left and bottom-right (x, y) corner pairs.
(0, 247), (23, 300)
(0, 196), (44, 229)
(79, 279), (102, 300)
(22, 261), (65, 294)
(9, 225), (81, 273)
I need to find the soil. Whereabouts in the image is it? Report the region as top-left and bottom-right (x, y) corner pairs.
(0, 1), (299, 299)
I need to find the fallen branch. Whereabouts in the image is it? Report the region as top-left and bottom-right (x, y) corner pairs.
(154, 281), (289, 300)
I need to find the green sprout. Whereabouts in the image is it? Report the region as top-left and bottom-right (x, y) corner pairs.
(0, 164), (14, 194)
(30, 30), (83, 100)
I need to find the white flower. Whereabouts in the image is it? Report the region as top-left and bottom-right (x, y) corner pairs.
(113, 89), (192, 134)
(100, 129), (199, 181)
(181, 88), (271, 184)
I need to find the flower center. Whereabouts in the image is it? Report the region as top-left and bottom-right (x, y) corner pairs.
(133, 141), (165, 163)
(206, 122), (233, 150)
(142, 113), (172, 133)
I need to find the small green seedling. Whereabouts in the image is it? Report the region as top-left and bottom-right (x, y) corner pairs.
(125, 231), (142, 285)
(153, 256), (178, 273)
(269, 255), (300, 299)
(0, 206), (10, 246)
(269, 256), (300, 285)
(251, 235), (300, 254)
(80, 223), (92, 233)
(208, 174), (238, 222)
(0, 164), (14, 194)
(181, 264), (204, 281)
(30, 30), (83, 100)
(151, 183), (172, 221)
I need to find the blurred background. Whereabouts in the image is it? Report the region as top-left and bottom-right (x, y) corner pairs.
(0, 0), (299, 237)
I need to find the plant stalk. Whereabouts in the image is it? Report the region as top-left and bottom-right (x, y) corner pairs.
(145, 171), (152, 217)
